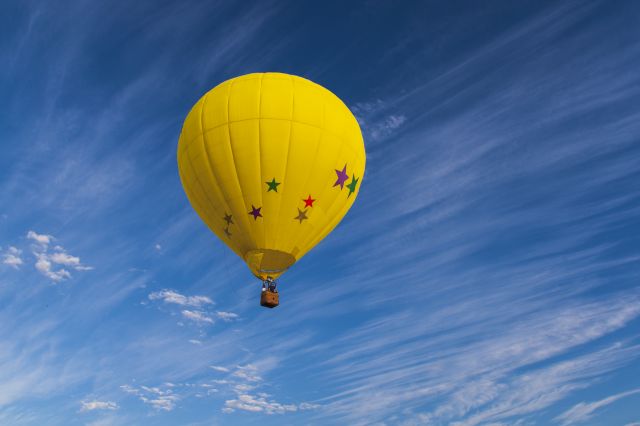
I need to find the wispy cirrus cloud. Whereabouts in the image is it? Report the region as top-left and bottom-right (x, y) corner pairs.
(210, 366), (230, 373)
(307, 292), (640, 424)
(554, 388), (640, 426)
(352, 99), (407, 142)
(260, 4), (640, 425)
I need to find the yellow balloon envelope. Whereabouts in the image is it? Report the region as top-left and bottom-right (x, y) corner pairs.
(177, 72), (366, 281)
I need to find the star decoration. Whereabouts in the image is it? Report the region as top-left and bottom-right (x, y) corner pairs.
(248, 205), (262, 220)
(294, 208), (308, 224)
(266, 178), (281, 192)
(224, 227), (232, 237)
(223, 213), (234, 225)
(303, 195), (316, 208)
(334, 164), (349, 189)
(346, 175), (359, 197)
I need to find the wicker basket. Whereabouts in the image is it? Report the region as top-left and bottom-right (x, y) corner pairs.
(260, 291), (279, 308)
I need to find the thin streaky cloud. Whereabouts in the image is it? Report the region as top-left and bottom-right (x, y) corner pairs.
(554, 388), (640, 426)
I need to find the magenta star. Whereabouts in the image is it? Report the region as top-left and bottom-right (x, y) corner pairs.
(334, 164), (349, 189)
(248, 205), (262, 220)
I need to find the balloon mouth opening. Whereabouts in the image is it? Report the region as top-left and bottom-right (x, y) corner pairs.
(244, 249), (296, 280)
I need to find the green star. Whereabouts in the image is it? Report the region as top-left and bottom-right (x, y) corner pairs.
(294, 208), (308, 224)
(265, 178), (281, 192)
(224, 227), (232, 237)
(346, 175), (359, 197)
(223, 213), (233, 225)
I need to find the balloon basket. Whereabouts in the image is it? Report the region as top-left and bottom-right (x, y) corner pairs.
(260, 291), (279, 308)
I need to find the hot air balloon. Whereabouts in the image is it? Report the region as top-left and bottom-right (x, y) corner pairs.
(177, 72), (365, 308)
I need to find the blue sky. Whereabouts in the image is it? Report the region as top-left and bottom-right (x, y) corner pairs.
(1, 1), (639, 425)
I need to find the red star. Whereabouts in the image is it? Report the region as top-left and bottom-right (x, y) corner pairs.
(303, 195), (316, 208)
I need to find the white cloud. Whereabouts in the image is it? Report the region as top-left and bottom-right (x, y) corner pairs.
(188, 339), (202, 345)
(140, 386), (163, 395)
(233, 365), (262, 382)
(143, 395), (178, 411)
(24, 231), (92, 281)
(2, 246), (23, 268)
(80, 400), (118, 412)
(120, 385), (139, 396)
(223, 393), (319, 415)
(2, 255), (23, 268)
(234, 383), (256, 393)
(154, 244), (162, 251)
(555, 388), (640, 425)
(148, 289), (213, 307)
(49, 251), (80, 266)
(223, 393), (297, 414)
(35, 254), (71, 282)
(208, 361), (318, 416)
(216, 311), (238, 321)
(181, 309), (214, 324)
(27, 230), (53, 246)
(120, 384), (179, 411)
(49, 247), (92, 271)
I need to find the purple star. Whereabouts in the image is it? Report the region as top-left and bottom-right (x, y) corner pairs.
(334, 164), (349, 189)
(248, 205), (262, 220)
